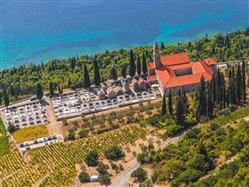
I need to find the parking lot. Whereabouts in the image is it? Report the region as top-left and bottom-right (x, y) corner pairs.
(2, 100), (48, 129)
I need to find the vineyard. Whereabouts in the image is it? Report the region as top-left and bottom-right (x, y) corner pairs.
(0, 124), (147, 187)
(0, 118), (10, 157)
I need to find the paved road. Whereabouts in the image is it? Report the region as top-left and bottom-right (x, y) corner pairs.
(111, 123), (201, 187)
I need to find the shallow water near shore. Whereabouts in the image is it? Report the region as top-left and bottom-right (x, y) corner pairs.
(0, 0), (248, 69)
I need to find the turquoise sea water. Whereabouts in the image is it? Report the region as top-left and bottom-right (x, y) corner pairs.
(0, 0), (248, 69)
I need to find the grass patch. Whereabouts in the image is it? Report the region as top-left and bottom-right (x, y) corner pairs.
(12, 124), (49, 143)
(0, 118), (10, 157)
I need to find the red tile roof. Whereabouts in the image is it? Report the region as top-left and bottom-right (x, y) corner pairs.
(203, 58), (217, 66)
(161, 52), (190, 66)
(147, 62), (155, 69)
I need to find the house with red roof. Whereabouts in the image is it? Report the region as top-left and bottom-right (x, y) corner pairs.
(147, 42), (217, 95)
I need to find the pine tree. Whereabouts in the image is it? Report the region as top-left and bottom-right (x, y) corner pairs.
(242, 61), (246, 103)
(168, 90), (173, 115)
(49, 81), (54, 97)
(136, 55), (141, 76)
(121, 64), (126, 78)
(94, 60), (101, 86)
(83, 64), (90, 89)
(36, 83), (43, 101)
(176, 95), (185, 123)
(142, 53), (147, 76)
(110, 65), (118, 80)
(129, 49), (136, 77)
(161, 94), (167, 115)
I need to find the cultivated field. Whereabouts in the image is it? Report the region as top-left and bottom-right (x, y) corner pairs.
(0, 124), (147, 187)
(11, 124), (49, 143)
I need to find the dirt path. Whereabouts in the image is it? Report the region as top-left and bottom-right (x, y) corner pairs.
(45, 98), (62, 136)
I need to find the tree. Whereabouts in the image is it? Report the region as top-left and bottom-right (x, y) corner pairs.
(36, 83), (43, 101)
(161, 94), (167, 115)
(241, 61), (246, 103)
(97, 162), (109, 174)
(99, 174), (111, 185)
(0, 92), (2, 105)
(160, 42), (165, 50)
(142, 53), (147, 75)
(83, 64), (90, 89)
(176, 96), (185, 123)
(7, 123), (18, 133)
(104, 146), (125, 160)
(79, 129), (88, 139)
(236, 65), (242, 103)
(85, 151), (99, 166)
(79, 171), (90, 183)
(121, 64), (127, 78)
(131, 167), (147, 182)
(68, 129), (76, 140)
(110, 65), (118, 80)
(196, 76), (207, 120)
(207, 82), (214, 118)
(49, 81), (54, 97)
(3, 90), (9, 107)
(137, 55), (141, 76)
(94, 60), (100, 86)
(168, 90), (173, 115)
(129, 49), (136, 77)
(246, 27), (249, 36)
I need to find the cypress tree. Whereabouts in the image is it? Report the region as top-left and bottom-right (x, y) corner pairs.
(36, 83), (43, 101)
(160, 42), (165, 50)
(49, 81), (54, 97)
(94, 60), (101, 86)
(236, 65), (242, 103)
(3, 90), (9, 107)
(129, 49), (136, 77)
(142, 53), (147, 75)
(136, 55), (141, 76)
(207, 82), (214, 118)
(121, 64), (126, 78)
(161, 94), (167, 115)
(168, 90), (173, 115)
(242, 61), (246, 103)
(110, 65), (118, 80)
(83, 64), (90, 89)
(196, 76), (207, 120)
(0, 92), (2, 105)
(176, 95), (185, 123)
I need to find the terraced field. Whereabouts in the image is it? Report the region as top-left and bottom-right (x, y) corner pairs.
(0, 124), (147, 187)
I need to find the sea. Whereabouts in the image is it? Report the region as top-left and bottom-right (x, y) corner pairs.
(0, 0), (248, 70)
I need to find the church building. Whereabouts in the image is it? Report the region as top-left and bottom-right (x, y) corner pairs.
(147, 42), (217, 95)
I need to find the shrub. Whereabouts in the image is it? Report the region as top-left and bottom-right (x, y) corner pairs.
(8, 123), (18, 133)
(78, 171), (90, 183)
(104, 146), (125, 160)
(68, 129), (76, 140)
(99, 174), (111, 185)
(85, 151), (99, 166)
(97, 162), (109, 175)
(79, 129), (88, 139)
(131, 167), (147, 182)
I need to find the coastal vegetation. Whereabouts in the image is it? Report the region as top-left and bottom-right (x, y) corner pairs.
(0, 28), (249, 104)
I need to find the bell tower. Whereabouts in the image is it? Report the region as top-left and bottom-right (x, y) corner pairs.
(153, 42), (161, 69)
